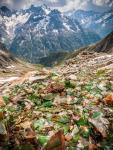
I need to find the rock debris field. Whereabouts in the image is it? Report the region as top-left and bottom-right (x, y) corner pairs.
(0, 51), (113, 149)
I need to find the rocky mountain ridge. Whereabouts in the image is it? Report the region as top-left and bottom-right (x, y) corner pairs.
(0, 5), (101, 63)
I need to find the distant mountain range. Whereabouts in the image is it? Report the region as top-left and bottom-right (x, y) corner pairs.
(10, 7), (88, 62)
(0, 5), (112, 63)
(70, 9), (113, 38)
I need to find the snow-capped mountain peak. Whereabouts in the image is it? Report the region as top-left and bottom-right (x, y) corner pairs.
(0, 5), (105, 63)
(24, 4), (51, 16)
(9, 6), (101, 63)
(0, 5), (51, 46)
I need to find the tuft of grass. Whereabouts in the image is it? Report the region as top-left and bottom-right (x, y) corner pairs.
(3, 96), (10, 104)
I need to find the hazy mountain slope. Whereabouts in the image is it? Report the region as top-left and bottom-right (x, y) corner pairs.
(49, 31), (113, 68)
(94, 10), (113, 37)
(39, 51), (69, 67)
(67, 31), (113, 59)
(55, 31), (113, 78)
(86, 31), (113, 52)
(70, 10), (101, 27)
(38, 31), (113, 66)
(70, 9), (113, 38)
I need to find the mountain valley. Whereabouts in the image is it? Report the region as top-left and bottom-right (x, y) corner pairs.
(0, 2), (113, 150)
(0, 5), (102, 63)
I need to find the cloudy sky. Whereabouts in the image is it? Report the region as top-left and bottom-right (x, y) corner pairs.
(0, 0), (113, 12)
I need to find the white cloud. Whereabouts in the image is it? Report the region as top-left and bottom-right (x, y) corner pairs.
(56, 0), (89, 12)
(0, 0), (112, 12)
(57, 0), (113, 12)
(93, 0), (111, 6)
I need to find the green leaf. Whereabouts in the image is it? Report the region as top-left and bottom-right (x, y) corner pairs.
(76, 118), (88, 126)
(73, 134), (80, 143)
(63, 125), (69, 134)
(82, 129), (90, 138)
(3, 96), (10, 104)
(92, 112), (102, 119)
(38, 135), (49, 145)
(43, 101), (53, 108)
(85, 83), (93, 92)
